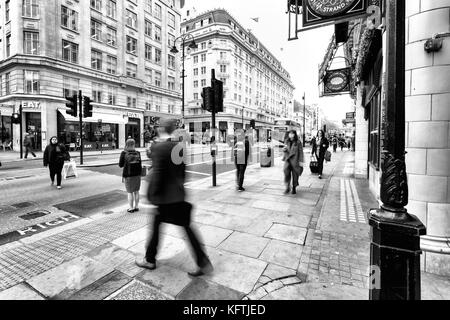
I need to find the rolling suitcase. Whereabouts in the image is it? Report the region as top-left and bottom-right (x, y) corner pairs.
(309, 155), (319, 174)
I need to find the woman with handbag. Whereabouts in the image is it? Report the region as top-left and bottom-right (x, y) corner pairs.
(43, 136), (69, 189)
(314, 130), (330, 180)
(282, 130), (304, 195)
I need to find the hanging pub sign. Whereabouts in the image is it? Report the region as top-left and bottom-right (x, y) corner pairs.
(323, 67), (351, 96)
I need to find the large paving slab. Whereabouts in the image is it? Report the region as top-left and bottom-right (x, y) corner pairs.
(261, 283), (368, 300)
(111, 227), (148, 250)
(251, 200), (290, 212)
(177, 278), (245, 300)
(192, 223), (233, 247)
(85, 243), (138, 268)
(128, 234), (187, 262)
(259, 240), (303, 270)
(0, 283), (44, 300)
(137, 264), (193, 298)
(218, 231), (270, 258)
(109, 280), (171, 300)
(264, 224), (308, 245)
(26, 255), (114, 299)
(264, 211), (312, 228)
(67, 270), (131, 300)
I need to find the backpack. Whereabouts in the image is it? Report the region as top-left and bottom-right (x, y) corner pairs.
(125, 151), (142, 176)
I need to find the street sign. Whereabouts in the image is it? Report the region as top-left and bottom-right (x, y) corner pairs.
(323, 68), (351, 96)
(346, 112), (356, 120)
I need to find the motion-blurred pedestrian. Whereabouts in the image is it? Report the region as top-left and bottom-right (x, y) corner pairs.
(282, 130), (304, 195)
(137, 118), (213, 277)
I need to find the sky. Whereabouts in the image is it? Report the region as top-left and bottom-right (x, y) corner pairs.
(183, 0), (354, 123)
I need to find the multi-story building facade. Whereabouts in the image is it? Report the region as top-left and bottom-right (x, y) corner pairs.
(333, 2), (450, 276)
(180, 9), (295, 143)
(0, 0), (182, 151)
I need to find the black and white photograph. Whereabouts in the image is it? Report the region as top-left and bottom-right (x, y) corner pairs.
(0, 0), (449, 309)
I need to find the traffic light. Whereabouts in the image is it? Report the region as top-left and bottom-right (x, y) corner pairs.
(65, 94), (78, 117)
(11, 112), (21, 124)
(212, 79), (223, 113)
(201, 87), (214, 112)
(250, 119), (256, 129)
(83, 96), (93, 118)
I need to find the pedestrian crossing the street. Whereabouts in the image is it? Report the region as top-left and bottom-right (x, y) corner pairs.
(340, 179), (366, 224)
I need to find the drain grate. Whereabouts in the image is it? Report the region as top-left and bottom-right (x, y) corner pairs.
(19, 210), (51, 220)
(11, 202), (36, 209)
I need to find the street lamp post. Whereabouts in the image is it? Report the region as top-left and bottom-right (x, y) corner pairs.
(170, 33), (198, 129)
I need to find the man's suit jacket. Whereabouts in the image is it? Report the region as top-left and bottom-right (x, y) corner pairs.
(147, 139), (185, 205)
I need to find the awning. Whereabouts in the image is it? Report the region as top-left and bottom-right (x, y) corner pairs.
(58, 109), (126, 124)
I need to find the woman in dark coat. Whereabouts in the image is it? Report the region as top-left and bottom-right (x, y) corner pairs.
(314, 130), (329, 179)
(283, 130), (304, 195)
(119, 138), (142, 213)
(43, 136), (68, 189)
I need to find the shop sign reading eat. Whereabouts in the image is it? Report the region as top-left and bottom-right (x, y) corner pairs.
(22, 101), (42, 111)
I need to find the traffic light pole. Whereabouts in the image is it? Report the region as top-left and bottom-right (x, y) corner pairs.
(211, 69), (217, 187)
(79, 90), (84, 165)
(19, 104), (23, 159)
(303, 93), (306, 147)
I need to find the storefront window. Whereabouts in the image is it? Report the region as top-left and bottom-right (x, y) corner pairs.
(57, 112), (118, 150)
(0, 116), (13, 149)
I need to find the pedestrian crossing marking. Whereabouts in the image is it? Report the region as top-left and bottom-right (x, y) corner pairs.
(340, 178), (366, 224)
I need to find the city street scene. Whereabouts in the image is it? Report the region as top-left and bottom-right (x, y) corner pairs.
(0, 0), (449, 305)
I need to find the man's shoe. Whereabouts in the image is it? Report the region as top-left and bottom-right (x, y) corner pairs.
(292, 188), (297, 195)
(284, 188), (290, 194)
(57, 186), (62, 190)
(238, 187), (245, 192)
(188, 260), (214, 277)
(318, 175), (322, 180)
(135, 258), (156, 270)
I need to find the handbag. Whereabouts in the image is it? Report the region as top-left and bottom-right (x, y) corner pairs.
(158, 201), (192, 227)
(325, 150), (332, 162)
(310, 155), (319, 174)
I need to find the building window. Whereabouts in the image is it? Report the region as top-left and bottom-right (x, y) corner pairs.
(6, 35), (11, 57)
(126, 62), (137, 78)
(201, 42), (206, 50)
(91, 19), (102, 41)
(145, 93), (153, 110)
(168, 12), (175, 28)
(145, 68), (152, 84)
(168, 55), (175, 69)
(145, 44), (152, 61)
(220, 78), (226, 85)
(201, 54), (206, 62)
(107, 85), (117, 105)
(201, 79), (206, 87)
(194, 93), (198, 100)
(193, 81), (198, 88)
(369, 91), (381, 169)
(61, 6), (78, 31)
(24, 32), (39, 55)
(168, 34), (175, 47)
(155, 49), (161, 65)
(145, 0), (152, 14)
(126, 10), (137, 29)
(154, 71), (161, 87)
(90, 0), (101, 11)
(106, 0), (116, 18)
(24, 70), (39, 94)
(127, 96), (137, 108)
(154, 3), (161, 19)
(126, 36), (137, 54)
(106, 27), (117, 46)
(106, 55), (117, 74)
(154, 25), (161, 42)
(220, 65), (226, 73)
(5, 0), (10, 21)
(63, 76), (79, 97)
(168, 76), (175, 91)
(62, 40), (78, 63)
(193, 68), (198, 76)
(145, 20), (152, 37)
(220, 52), (226, 60)
(23, 0), (39, 18)
(193, 56), (198, 64)
(91, 50), (102, 70)
(92, 82), (103, 103)
(5, 73), (10, 95)
(201, 67), (206, 75)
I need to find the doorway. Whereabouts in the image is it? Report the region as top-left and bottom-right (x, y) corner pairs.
(126, 118), (141, 147)
(25, 112), (42, 151)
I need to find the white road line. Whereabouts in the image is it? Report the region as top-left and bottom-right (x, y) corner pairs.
(346, 179), (357, 222)
(350, 180), (366, 223)
(186, 171), (210, 176)
(340, 179), (347, 222)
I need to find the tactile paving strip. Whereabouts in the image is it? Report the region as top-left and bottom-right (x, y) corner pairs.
(0, 211), (149, 291)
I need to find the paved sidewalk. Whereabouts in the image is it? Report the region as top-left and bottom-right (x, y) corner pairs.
(0, 151), (448, 300)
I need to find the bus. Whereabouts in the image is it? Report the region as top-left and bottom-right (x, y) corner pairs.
(273, 118), (302, 146)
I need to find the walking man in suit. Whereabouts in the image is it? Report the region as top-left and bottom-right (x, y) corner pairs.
(137, 118), (213, 277)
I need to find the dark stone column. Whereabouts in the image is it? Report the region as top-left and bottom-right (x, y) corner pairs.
(368, 0), (426, 300)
